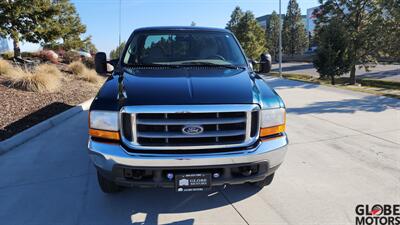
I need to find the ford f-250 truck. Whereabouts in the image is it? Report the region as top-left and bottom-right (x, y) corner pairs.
(89, 27), (288, 193)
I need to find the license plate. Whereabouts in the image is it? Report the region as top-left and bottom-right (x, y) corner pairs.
(175, 173), (211, 192)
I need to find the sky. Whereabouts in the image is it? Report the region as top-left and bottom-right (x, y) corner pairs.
(12, 0), (319, 54)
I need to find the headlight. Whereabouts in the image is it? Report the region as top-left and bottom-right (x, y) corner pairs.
(89, 111), (120, 141)
(260, 108), (286, 137)
(89, 111), (119, 131)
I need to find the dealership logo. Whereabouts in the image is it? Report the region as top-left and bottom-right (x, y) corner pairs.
(355, 204), (400, 225)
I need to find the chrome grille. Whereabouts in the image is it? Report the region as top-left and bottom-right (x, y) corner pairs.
(120, 105), (260, 151)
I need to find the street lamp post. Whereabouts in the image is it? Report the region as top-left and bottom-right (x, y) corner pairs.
(279, 0), (282, 78)
(119, 0), (122, 47)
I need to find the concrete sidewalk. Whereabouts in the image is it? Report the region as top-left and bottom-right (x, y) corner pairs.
(0, 77), (399, 225)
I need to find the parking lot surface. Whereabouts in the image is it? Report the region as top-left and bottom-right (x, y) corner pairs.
(272, 62), (400, 82)
(0, 77), (399, 225)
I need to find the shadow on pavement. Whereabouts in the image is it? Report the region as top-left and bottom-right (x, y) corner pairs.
(357, 69), (400, 79)
(288, 95), (400, 114)
(87, 183), (260, 225)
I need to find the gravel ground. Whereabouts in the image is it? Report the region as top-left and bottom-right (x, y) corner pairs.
(0, 76), (103, 141)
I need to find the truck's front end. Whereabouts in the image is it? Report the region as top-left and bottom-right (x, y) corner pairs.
(88, 27), (288, 193)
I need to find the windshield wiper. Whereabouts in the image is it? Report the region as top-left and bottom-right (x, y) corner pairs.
(179, 62), (245, 69)
(124, 62), (245, 70)
(124, 63), (182, 68)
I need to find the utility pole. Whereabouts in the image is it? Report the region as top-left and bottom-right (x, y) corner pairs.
(279, 0), (283, 78)
(119, 0), (122, 47)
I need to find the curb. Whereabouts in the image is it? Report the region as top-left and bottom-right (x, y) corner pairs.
(0, 98), (93, 155)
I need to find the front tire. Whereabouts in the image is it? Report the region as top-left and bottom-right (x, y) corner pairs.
(252, 173), (275, 188)
(97, 171), (122, 193)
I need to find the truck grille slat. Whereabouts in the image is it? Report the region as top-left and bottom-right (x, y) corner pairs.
(136, 117), (246, 125)
(120, 105), (260, 152)
(137, 130), (246, 138)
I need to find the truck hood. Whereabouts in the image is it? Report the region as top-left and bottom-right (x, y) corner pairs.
(90, 67), (284, 111)
(120, 67), (255, 105)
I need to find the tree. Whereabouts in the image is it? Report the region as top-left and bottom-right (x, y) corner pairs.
(110, 42), (126, 59)
(235, 11), (267, 60)
(42, 0), (87, 51)
(379, 0), (400, 61)
(313, 19), (351, 85)
(282, 0), (308, 55)
(226, 6), (244, 33)
(227, 10), (267, 60)
(316, 0), (385, 85)
(82, 35), (97, 54)
(56, 0), (87, 50)
(266, 11), (281, 61)
(0, 0), (62, 57)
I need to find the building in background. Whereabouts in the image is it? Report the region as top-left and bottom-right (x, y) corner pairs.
(0, 38), (9, 54)
(307, 6), (320, 36)
(257, 6), (320, 51)
(307, 6), (322, 51)
(256, 14), (307, 30)
(256, 6), (320, 34)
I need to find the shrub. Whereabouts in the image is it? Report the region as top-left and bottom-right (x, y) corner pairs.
(69, 61), (86, 75)
(63, 51), (81, 63)
(21, 52), (37, 58)
(1, 51), (14, 60)
(2, 63), (62, 93)
(69, 61), (101, 84)
(35, 64), (63, 78)
(80, 69), (101, 84)
(82, 57), (95, 69)
(0, 60), (13, 75)
(39, 50), (59, 64)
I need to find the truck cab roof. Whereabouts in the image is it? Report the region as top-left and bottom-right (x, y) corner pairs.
(133, 26), (231, 33)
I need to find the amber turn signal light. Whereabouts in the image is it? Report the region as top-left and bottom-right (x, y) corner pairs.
(89, 128), (120, 141)
(260, 124), (285, 138)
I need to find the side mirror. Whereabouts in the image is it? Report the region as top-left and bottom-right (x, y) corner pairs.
(248, 59), (257, 71)
(95, 52), (107, 75)
(259, 53), (272, 73)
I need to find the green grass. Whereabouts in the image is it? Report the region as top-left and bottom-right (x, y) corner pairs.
(358, 79), (400, 89)
(267, 72), (400, 99)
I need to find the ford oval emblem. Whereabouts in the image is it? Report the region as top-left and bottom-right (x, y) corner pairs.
(182, 125), (204, 135)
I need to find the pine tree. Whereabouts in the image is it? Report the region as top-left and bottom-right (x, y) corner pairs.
(266, 11), (281, 61)
(282, 0), (308, 55)
(379, 0), (400, 61)
(226, 6), (244, 33)
(313, 19), (351, 85)
(234, 11), (267, 59)
(316, 0), (385, 84)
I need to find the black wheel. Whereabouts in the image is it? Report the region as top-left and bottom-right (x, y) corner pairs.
(97, 171), (122, 193)
(252, 173), (275, 188)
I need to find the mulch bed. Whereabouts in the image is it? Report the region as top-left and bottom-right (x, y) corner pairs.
(0, 76), (103, 141)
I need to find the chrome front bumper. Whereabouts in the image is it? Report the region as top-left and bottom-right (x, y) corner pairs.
(88, 134), (288, 172)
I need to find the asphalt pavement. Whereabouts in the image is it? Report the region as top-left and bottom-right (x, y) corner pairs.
(272, 62), (400, 82)
(0, 77), (399, 225)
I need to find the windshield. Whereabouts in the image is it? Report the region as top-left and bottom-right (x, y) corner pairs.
(122, 31), (247, 67)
